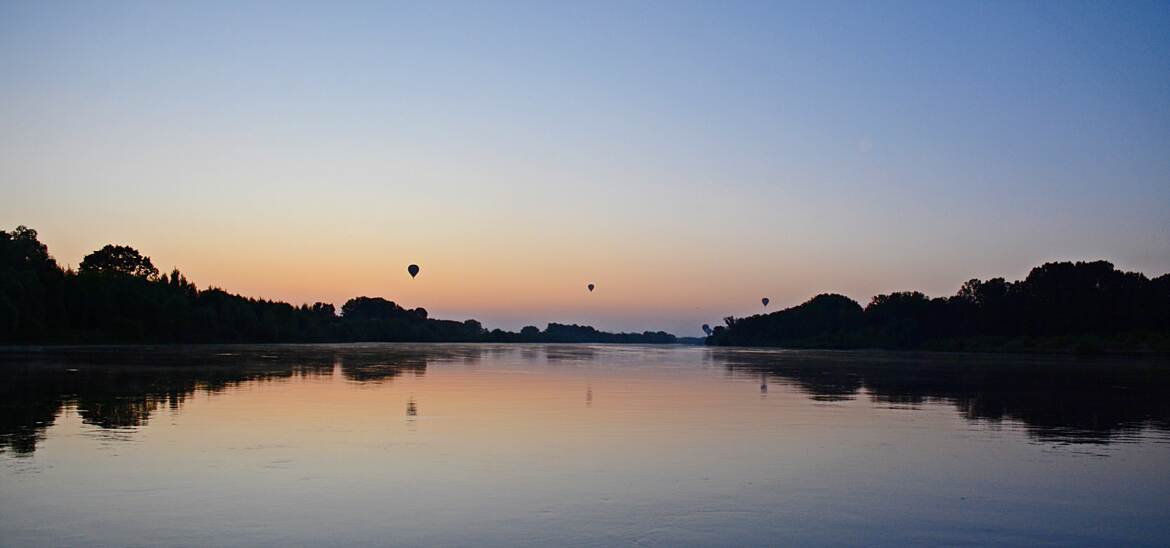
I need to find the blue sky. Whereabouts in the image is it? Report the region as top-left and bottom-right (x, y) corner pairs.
(2, 1), (1168, 334)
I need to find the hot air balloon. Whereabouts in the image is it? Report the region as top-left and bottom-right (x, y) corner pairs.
(702, 324), (713, 336)
(762, 297), (770, 307)
(587, 283), (595, 292)
(407, 264), (420, 278)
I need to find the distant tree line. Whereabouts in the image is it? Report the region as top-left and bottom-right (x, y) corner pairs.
(481, 322), (677, 344)
(707, 261), (1170, 353)
(0, 226), (676, 344)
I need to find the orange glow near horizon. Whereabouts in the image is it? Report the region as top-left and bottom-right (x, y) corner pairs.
(25, 212), (1146, 336)
(30, 220), (866, 334)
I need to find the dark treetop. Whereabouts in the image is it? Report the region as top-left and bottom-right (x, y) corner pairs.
(707, 261), (1170, 354)
(0, 226), (675, 345)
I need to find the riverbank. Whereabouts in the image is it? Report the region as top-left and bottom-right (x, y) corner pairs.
(704, 333), (1170, 357)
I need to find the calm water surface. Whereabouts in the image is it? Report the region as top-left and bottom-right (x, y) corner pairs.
(2, 344), (1169, 546)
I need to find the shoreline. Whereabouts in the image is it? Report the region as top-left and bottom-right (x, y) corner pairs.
(2, 339), (1167, 358)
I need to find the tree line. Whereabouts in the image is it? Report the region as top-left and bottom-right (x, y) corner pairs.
(0, 226), (676, 344)
(707, 260), (1170, 353)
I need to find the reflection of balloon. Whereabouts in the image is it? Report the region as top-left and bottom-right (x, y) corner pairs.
(762, 297), (770, 307)
(587, 283), (595, 292)
(407, 264), (420, 278)
(702, 324), (713, 336)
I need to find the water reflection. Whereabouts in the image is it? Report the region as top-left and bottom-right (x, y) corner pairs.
(545, 345), (598, 362)
(0, 345), (479, 456)
(3, 344), (1169, 547)
(3, 345), (1170, 456)
(712, 349), (1170, 444)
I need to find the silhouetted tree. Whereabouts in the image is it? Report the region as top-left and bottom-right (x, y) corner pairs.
(5, 226), (1162, 351)
(463, 319), (484, 334)
(0, 226), (65, 340)
(309, 302), (335, 317)
(79, 245), (159, 279)
(710, 294), (865, 347)
(341, 297), (407, 320)
(708, 261), (1170, 352)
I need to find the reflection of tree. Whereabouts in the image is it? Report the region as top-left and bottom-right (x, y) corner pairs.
(340, 354), (427, 382)
(714, 349), (1170, 444)
(77, 397), (160, 429)
(0, 385), (63, 455)
(789, 367), (863, 402)
(0, 345), (485, 455)
(545, 345), (598, 362)
(339, 344), (486, 382)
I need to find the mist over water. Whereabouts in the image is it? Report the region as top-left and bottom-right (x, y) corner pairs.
(2, 344), (1170, 546)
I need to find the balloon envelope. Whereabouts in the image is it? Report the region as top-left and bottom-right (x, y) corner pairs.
(587, 283), (595, 292)
(407, 264), (420, 278)
(762, 297), (770, 307)
(702, 324), (713, 336)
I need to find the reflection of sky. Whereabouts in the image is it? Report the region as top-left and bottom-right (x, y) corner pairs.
(2, 345), (1170, 545)
(2, 2), (1169, 335)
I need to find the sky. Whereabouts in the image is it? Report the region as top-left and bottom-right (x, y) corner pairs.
(2, 1), (1168, 335)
